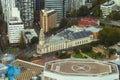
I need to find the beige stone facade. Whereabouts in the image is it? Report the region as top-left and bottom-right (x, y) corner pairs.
(40, 9), (57, 32)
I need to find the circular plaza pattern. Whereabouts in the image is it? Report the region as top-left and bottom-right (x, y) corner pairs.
(71, 64), (91, 72)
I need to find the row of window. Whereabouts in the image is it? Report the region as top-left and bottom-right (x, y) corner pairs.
(75, 40), (88, 45)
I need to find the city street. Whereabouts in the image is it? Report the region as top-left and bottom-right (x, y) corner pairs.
(100, 19), (120, 27)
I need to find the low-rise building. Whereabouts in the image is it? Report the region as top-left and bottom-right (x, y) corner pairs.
(43, 59), (119, 80)
(78, 18), (100, 27)
(37, 26), (101, 55)
(22, 29), (38, 44)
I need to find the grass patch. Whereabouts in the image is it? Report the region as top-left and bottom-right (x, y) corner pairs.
(73, 51), (105, 59)
(11, 48), (19, 53)
(86, 51), (96, 58)
(74, 54), (84, 58)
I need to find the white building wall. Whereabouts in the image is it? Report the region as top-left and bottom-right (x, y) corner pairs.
(37, 35), (93, 54)
(8, 24), (24, 44)
(43, 71), (119, 80)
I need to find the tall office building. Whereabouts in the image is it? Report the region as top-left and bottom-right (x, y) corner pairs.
(19, 0), (34, 28)
(45, 0), (68, 23)
(1, 0), (24, 44)
(40, 9), (57, 32)
(34, 0), (44, 11)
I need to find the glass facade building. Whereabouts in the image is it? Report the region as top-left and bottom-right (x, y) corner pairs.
(45, 0), (68, 23)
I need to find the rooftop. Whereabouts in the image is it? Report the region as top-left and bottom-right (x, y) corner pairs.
(45, 59), (118, 76)
(41, 8), (56, 15)
(78, 18), (99, 26)
(23, 29), (38, 40)
(81, 18), (98, 22)
(102, 1), (115, 6)
(12, 59), (43, 80)
(46, 26), (93, 43)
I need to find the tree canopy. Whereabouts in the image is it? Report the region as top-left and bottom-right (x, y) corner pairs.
(59, 18), (68, 28)
(66, 6), (89, 17)
(78, 6), (89, 16)
(107, 11), (120, 20)
(98, 27), (120, 47)
(67, 19), (78, 27)
(19, 32), (26, 49)
(80, 45), (92, 53)
(31, 37), (39, 44)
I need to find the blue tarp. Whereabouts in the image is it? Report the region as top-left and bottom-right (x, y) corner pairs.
(6, 64), (20, 80)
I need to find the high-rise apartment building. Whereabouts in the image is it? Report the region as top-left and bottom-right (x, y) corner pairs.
(45, 0), (68, 23)
(1, 0), (24, 44)
(19, 0), (34, 28)
(40, 9), (57, 32)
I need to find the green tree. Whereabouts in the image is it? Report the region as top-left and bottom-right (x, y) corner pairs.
(34, 10), (40, 22)
(90, 41), (99, 47)
(78, 6), (89, 16)
(67, 19), (78, 27)
(81, 45), (92, 53)
(67, 9), (78, 17)
(92, 6), (102, 17)
(1, 33), (8, 52)
(31, 37), (39, 44)
(98, 27), (120, 47)
(0, 5), (3, 14)
(19, 32), (26, 49)
(0, 20), (6, 34)
(108, 48), (116, 55)
(107, 11), (120, 20)
(59, 18), (68, 28)
(73, 48), (80, 54)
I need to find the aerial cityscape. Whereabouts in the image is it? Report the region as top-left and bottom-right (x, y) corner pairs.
(0, 0), (120, 80)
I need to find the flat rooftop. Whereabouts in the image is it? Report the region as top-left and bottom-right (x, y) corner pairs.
(45, 59), (117, 76)
(12, 59), (44, 80)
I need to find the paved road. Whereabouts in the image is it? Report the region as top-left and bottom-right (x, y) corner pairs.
(8, 44), (37, 57)
(100, 19), (120, 27)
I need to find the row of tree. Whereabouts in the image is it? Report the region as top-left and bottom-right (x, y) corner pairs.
(59, 18), (78, 28)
